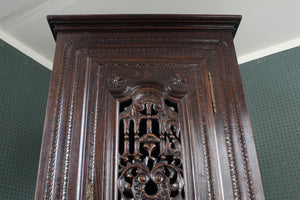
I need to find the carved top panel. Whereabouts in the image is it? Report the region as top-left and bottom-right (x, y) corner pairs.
(98, 60), (198, 99)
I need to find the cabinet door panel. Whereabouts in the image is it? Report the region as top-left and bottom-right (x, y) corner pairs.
(77, 58), (215, 200)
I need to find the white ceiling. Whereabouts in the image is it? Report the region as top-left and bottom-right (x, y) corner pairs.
(1, 0), (300, 70)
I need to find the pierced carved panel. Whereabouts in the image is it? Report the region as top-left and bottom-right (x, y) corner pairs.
(118, 88), (185, 200)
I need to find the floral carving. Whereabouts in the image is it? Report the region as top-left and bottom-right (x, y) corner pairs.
(166, 74), (189, 98)
(108, 74), (130, 97)
(108, 74), (126, 88)
(170, 74), (188, 89)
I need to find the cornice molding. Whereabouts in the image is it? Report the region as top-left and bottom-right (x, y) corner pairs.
(47, 14), (242, 40)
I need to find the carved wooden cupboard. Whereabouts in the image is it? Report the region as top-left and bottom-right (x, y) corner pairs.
(35, 15), (265, 200)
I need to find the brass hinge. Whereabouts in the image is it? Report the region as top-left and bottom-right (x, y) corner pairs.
(208, 72), (217, 114)
(86, 183), (94, 200)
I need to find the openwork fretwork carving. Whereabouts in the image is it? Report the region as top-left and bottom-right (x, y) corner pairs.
(118, 88), (185, 200)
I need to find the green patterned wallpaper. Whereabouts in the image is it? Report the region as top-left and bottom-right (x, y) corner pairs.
(0, 40), (51, 199)
(0, 38), (299, 199)
(240, 46), (300, 200)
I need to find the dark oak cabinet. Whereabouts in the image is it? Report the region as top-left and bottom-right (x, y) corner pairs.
(35, 15), (265, 200)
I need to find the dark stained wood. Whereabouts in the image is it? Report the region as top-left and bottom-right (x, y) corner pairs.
(47, 14), (241, 40)
(36, 15), (264, 200)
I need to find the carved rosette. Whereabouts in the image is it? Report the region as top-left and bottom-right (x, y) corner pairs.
(118, 88), (185, 200)
(108, 74), (129, 97)
(166, 74), (189, 98)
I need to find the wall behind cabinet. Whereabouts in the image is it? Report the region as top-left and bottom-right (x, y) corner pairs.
(0, 39), (51, 200)
(0, 39), (299, 200)
(239, 46), (300, 200)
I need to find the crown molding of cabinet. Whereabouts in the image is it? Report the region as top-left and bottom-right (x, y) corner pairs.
(47, 14), (242, 40)
(238, 37), (300, 64)
(0, 29), (53, 70)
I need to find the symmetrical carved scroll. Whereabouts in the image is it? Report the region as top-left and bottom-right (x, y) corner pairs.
(118, 88), (185, 200)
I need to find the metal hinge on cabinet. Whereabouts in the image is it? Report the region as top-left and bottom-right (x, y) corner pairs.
(208, 72), (217, 114)
(86, 183), (94, 200)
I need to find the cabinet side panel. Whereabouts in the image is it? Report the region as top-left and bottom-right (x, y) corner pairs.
(35, 33), (71, 200)
(225, 34), (265, 200)
(211, 34), (265, 200)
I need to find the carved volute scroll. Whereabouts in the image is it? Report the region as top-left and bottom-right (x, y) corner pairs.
(117, 87), (186, 200)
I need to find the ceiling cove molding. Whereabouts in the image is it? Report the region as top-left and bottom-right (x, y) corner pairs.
(0, 0), (75, 28)
(238, 37), (300, 64)
(0, 29), (52, 70)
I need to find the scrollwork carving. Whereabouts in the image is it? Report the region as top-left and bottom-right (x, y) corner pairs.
(118, 89), (185, 200)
